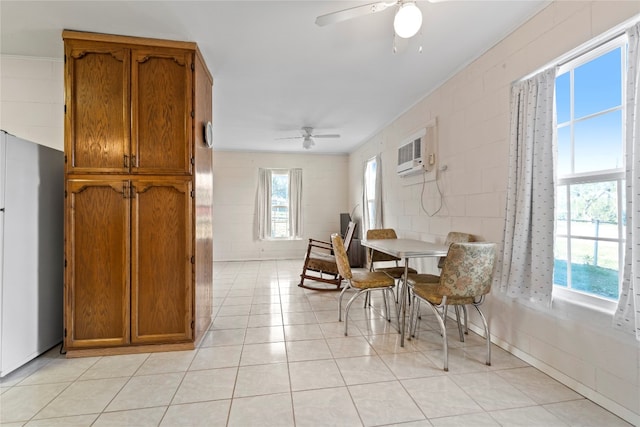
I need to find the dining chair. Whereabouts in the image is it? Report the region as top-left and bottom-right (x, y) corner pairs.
(365, 228), (417, 303)
(298, 221), (357, 291)
(408, 231), (475, 334)
(407, 242), (496, 371)
(331, 233), (398, 336)
(366, 228), (418, 278)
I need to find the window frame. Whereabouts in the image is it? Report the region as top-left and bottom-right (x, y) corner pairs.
(363, 156), (378, 233)
(552, 34), (627, 309)
(268, 169), (291, 240)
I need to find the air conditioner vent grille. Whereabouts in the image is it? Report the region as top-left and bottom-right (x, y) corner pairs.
(398, 138), (421, 166)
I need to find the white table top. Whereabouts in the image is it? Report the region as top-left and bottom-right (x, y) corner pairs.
(361, 238), (448, 259)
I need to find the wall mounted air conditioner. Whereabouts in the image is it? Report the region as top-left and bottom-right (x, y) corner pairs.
(397, 128), (427, 177)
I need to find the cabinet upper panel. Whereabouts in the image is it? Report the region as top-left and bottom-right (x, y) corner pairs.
(65, 41), (130, 174)
(132, 48), (193, 175)
(64, 39), (195, 176)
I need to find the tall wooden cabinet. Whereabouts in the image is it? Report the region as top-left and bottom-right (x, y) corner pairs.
(62, 31), (213, 357)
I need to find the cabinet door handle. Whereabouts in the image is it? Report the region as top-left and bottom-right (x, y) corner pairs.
(122, 183), (129, 199)
(124, 155), (129, 168)
(131, 155), (137, 167)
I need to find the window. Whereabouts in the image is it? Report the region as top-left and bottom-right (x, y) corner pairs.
(258, 168), (302, 240)
(363, 156), (380, 232)
(553, 36), (627, 302)
(270, 171), (290, 238)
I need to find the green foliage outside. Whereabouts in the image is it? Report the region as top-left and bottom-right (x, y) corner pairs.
(555, 179), (623, 300)
(553, 259), (619, 300)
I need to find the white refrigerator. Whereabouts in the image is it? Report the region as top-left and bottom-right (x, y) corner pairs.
(0, 130), (64, 377)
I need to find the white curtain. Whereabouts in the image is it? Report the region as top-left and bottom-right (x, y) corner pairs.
(257, 168), (272, 240)
(289, 168), (303, 239)
(497, 68), (556, 305)
(362, 154), (383, 234)
(614, 23), (640, 340)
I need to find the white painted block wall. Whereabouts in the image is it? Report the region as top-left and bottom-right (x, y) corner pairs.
(212, 151), (349, 261)
(0, 56), (64, 150)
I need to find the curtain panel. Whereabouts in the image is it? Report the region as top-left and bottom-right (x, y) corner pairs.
(496, 68), (556, 305)
(614, 22), (640, 340)
(257, 168), (272, 240)
(289, 168), (303, 239)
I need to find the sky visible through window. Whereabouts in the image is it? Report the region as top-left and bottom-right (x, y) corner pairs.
(555, 48), (623, 175)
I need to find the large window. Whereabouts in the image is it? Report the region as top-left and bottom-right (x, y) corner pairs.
(553, 37), (626, 302)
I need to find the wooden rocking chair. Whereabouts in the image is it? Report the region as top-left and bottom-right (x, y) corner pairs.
(298, 221), (357, 291)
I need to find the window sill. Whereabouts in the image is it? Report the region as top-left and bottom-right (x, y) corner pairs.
(552, 286), (617, 313)
(262, 237), (303, 241)
(551, 287), (617, 331)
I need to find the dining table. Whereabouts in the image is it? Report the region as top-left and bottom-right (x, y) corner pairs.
(360, 238), (449, 347)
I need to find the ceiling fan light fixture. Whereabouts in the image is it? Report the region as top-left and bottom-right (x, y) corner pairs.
(302, 137), (313, 149)
(393, 2), (422, 39)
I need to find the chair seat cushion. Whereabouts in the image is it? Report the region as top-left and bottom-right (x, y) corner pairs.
(406, 273), (440, 283)
(306, 252), (339, 274)
(411, 282), (475, 305)
(351, 271), (395, 289)
(375, 266), (417, 279)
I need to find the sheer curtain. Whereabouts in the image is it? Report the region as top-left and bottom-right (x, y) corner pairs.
(614, 22), (640, 340)
(496, 68), (556, 305)
(257, 168), (272, 240)
(362, 155), (383, 234)
(289, 168), (303, 239)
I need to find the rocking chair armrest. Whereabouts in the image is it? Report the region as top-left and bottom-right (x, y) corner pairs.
(308, 238), (332, 251)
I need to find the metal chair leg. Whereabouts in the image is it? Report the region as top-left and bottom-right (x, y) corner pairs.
(338, 284), (350, 322)
(428, 303), (449, 372)
(473, 304), (491, 366)
(462, 305), (469, 334)
(410, 297), (421, 338)
(382, 290), (390, 321)
(454, 306), (465, 342)
(343, 289), (366, 336)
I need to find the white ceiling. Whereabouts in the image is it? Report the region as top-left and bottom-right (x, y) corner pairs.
(1, 1), (548, 154)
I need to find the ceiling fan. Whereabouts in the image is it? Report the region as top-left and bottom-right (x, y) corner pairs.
(278, 127), (340, 150)
(316, 0), (444, 39)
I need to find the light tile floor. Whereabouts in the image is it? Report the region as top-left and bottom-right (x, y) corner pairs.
(0, 260), (632, 426)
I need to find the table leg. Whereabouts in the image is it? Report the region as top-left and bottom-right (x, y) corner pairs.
(400, 259), (409, 347)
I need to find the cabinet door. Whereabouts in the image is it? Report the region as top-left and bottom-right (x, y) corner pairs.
(65, 41), (130, 174)
(65, 179), (130, 348)
(131, 178), (193, 343)
(131, 48), (193, 175)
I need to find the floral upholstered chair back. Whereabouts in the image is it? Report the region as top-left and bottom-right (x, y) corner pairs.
(438, 242), (496, 299)
(331, 233), (352, 280)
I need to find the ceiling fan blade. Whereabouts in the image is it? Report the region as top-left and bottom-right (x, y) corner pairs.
(275, 136), (303, 140)
(315, 1), (397, 27)
(311, 134), (341, 138)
